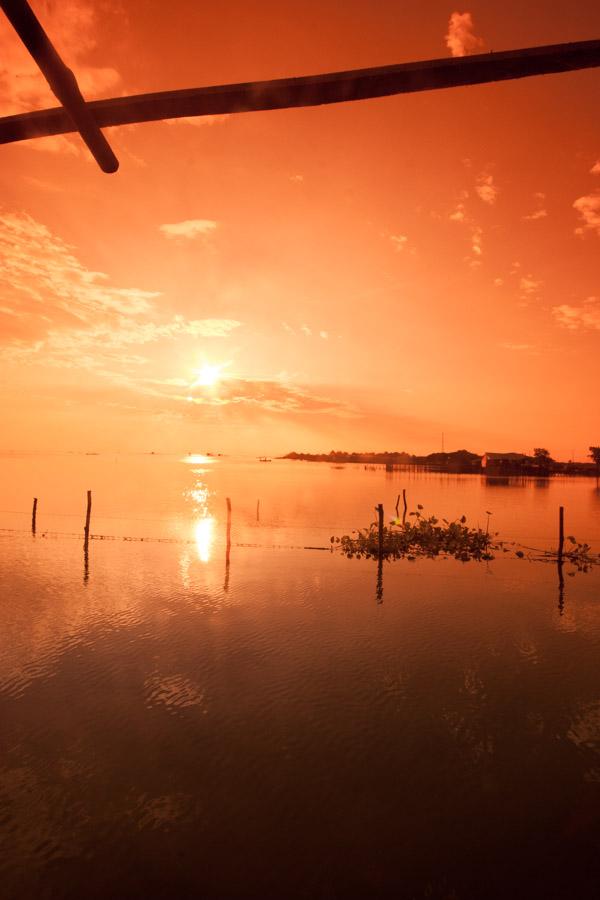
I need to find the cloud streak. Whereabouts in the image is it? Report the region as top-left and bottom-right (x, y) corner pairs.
(0, 212), (240, 375)
(159, 220), (218, 240)
(185, 377), (358, 417)
(445, 12), (484, 58)
(573, 192), (600, 236)
(475, 174), (498, 205)
(553, 300), (600, 331)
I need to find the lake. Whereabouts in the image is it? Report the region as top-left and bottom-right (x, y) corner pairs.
(1, 454), (600, 898)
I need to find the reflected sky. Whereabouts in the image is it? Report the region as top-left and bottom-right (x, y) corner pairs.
(2, 536), (600, 900)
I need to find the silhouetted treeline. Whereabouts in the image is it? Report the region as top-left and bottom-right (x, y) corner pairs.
(282, 449), (598, 476)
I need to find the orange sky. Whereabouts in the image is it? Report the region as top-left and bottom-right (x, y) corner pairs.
(1, 1), (599, 458)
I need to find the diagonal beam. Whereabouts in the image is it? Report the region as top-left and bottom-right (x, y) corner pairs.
(0, 38), (598, 171)
(0, 0), (118, 172)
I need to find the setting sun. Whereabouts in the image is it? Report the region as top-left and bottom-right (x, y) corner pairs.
(191, 362), (229, 388)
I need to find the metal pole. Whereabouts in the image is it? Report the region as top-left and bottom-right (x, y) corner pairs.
(2, 39), (600, 147)
(0, 0), (118, 171)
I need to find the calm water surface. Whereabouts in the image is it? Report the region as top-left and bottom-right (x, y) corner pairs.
(1, 455), (600, 898)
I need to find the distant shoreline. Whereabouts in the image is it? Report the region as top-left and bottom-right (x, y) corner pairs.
(281, 450), (598, 476)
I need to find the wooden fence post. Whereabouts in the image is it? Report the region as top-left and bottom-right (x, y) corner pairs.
(84, 490), (92, 542)
(377, 503), (384, 560)
(32, 497), (37, 534)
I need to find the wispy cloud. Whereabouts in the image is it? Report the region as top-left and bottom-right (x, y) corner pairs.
(282, 322), (331, 339)
(523, 191), (547, 221)
(449, 204), (466, 222)
(445, 12), (484, 58)
(500, 342), (535, 351)
(0, 213), (156, 323)
(448, 193), (483, 265)
(159, 219), (218, 240)
(519, 276), (543, 299)
(475, 174), (498, 205)
(0, 212), (240, 375)
(573, 192), (600, 236)
(590, 161), (600, 176)
(523, 209), (547, 221)
(185, 377), (358, 417)
(553, 299), (600, 331)
(390, 234), (408, 251)
(471, 226), (483, 258)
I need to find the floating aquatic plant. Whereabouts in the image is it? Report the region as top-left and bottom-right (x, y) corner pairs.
(331, 506), (600, 569)
(332, 506), (498, 562)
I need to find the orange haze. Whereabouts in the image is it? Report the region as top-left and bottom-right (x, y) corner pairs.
(1, 1), (599, 459)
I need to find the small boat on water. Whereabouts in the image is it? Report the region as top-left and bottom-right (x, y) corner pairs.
(258, 456), (272, 462)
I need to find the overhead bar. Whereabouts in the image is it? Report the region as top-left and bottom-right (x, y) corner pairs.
(0, 38), (598, 171)
(0, 0), (118, 172)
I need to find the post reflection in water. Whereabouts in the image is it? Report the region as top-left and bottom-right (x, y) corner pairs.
(558, 560), (565, 615)
(376, 556), (383, 604)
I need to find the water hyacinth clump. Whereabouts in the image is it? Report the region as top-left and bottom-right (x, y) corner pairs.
(332, 506), (498, 562)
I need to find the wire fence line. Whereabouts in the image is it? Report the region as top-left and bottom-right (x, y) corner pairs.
(0, 526), (331, 552)
(0, 508), (585, 544)
(0, 507), (360, 531)
(0, 526), (582, 561)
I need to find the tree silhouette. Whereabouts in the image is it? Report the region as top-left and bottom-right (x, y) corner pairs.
(589, 446), (600, 476)
(533, 448), (553, 473)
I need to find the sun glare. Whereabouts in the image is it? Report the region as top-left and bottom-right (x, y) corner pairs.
(194, 516), (215, 563)
(192, 362), (229, 388)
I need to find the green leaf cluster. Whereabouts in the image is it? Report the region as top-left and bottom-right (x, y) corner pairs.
(332, 507), (497, 562)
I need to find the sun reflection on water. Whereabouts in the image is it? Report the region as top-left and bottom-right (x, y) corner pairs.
(183, 476), (215, 563)
(195, 516), (215, 563)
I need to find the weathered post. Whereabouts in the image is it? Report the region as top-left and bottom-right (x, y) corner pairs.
(84, 490), (92, 542)
(377, 503), (384, 560)
(256, 499), (260, 522)
(83, 490), (92, 584)
(402, 489), (408, 525)
(31, 497), (37, 534)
